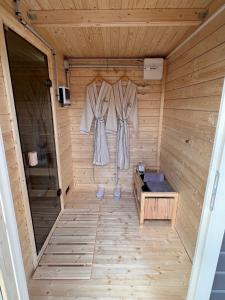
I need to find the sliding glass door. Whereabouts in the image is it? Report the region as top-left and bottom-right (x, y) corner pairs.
(4, 28), (61, 254)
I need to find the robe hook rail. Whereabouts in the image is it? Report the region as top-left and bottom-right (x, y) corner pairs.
(69, 65), (143, 69)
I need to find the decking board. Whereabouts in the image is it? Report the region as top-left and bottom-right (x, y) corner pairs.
(30, 192), (191, 298)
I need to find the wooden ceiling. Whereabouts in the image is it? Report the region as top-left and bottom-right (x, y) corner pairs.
(5, 0), (223, 58)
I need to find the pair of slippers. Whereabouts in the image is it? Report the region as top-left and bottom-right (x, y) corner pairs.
(96, 185), (121, 200)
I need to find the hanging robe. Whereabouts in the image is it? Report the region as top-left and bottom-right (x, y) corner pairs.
(113, 80), (138, 170)
(80, 80), (117, 166)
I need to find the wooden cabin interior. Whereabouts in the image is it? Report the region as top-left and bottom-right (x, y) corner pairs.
(0, 0), (225, 299)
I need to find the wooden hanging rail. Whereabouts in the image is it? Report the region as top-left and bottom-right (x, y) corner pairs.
(67, 58), (144, 69)
(28, 9), (207, 28)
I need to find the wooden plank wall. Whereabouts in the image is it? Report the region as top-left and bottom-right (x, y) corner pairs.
(160, 9), (225, 259)
(69, 66), (162, 192)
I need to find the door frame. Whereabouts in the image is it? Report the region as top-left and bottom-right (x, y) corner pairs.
(187, 78), (225, 299)
(0, 6), (64, 268)
(0, 127), (29, 300)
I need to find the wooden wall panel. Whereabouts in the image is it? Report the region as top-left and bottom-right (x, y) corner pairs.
(160, 11), (225, 259)
(69, 66), (162, 192)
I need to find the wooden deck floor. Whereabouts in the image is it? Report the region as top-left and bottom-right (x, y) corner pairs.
(29, 192), (192, 300)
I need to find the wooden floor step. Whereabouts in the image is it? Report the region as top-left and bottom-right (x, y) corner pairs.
(45, 243), (95, 254)
(39, 254), (93, 266)
(60, 214), (99, 221)
(54, 227), (97, 236)
(62, 209), (99, 215)
(64, 208), (100, 214)
(50, 235), (96, 244)
(57, 220), (98, 228)
(33, 266), (92, 280)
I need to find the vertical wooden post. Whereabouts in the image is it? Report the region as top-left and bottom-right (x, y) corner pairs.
(48, 53), (65, 211)
(156, 60), (167, 169)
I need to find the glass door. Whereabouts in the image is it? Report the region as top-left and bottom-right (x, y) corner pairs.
(4, 28), (61, 254)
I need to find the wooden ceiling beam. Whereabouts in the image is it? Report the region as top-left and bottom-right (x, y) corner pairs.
(28, 9), (208, 28)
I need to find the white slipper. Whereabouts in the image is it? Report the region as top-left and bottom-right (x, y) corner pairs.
(114, 185), (121, 200)
(96, 185), (105, 200)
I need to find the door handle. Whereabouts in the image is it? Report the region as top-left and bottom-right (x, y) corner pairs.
(57, 188), (62, 197)
(44, 79), (52, 87)
(210, 170), (220, 211)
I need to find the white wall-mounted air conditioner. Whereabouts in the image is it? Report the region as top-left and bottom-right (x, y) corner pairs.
(144, 58), (164, 80)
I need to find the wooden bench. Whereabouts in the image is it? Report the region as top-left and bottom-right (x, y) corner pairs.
(133, 171), (178, 227)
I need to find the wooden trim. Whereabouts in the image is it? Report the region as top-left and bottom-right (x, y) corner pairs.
(0, 4), (64, 269)
(29, 8), (207, 27)
(0, 128), (29, 300)
(48, 52), (64, 211)
(156, 60), (167, 169)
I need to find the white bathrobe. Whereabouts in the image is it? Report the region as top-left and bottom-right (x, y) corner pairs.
(80, 80), (117, 166)
(113, 80), (138, 170)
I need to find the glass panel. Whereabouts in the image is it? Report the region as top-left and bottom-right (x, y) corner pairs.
(4, 28), (61, 254)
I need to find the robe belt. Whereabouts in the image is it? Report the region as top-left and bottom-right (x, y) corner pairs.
(119, 119), (128, 126)
(96, 118), (105, 123)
